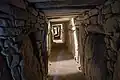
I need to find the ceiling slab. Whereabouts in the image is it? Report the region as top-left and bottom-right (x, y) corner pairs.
(27, 0), (64, 2)
(49, 18), (70, 22)
(28, 0), (104, 4)
(28, 0), (105, 6)
(35, 4), (98, 10)
(43, 9), (88, 18)
(28, 0), (105, 10)
(27, 0), (105, 18)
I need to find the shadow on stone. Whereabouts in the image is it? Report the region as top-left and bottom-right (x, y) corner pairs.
(48, 72), (87, 80)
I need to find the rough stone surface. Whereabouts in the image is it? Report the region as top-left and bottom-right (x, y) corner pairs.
(89, 16), (98, 24)
(111, 1), (120, 14)
(87, 24), (104, 34)
(102, 5), (112, 15)
(103, 17), (118, 33)
(89, 9), (98, 17)
(81, 0), (120, 80)
(0, 1), (48, 80)
(75, 4), (114, 80)
(21, 38), (42, 80)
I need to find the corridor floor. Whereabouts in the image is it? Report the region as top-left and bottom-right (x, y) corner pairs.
(48, 44), (87, 80)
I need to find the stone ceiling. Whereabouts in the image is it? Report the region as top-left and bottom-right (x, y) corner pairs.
(27, 0), (105, 18)
(27, 0), (104, 9)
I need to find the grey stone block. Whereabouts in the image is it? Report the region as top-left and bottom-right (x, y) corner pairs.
(14, 9), (28, 20)
(74, 20), (82, 27)
(111, 1), (120, 14)
(30, 15), (37, 23)
(84, 19), (90, 25)
(104, 0), (114, 6)
(102, 5), (112, 15)
(89, 16), (98, 24)
(89, 9), (98, 17)
(87, 24), (104, 34)
(38, 19), (45, 24)
(103, 17), (118, 33)
(35, 23), (40, 29)
(0, 4), (11, 15)
(75, 15), (85, 21)
(0, 19), (7, 27)
(0, 13), (11, 20)
(10, 0), (26, 9)
(0, 27), (5, 35)
(11, 55), (20, 68)
(104, 14), (112, 20)
(36, 42), (42, 49)
(34, 31), (42, 41)
(29, 7), (38, 17)
(15, 20), (25, 27)
(113, 54), (120, 80)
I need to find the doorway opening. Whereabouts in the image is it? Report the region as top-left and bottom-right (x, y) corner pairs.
(52, 24), (64, 43)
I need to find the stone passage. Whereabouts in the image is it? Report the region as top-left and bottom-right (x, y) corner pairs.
(74, 0), (120, 80)
(0, 1), (48, 80)
(48, 44), (87, 80)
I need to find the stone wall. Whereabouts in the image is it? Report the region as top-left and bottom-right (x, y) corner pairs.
(75, 9), (107, 80)
(21, 37), (42, 80)
(102, 0), (120, 80)
(75, 0), (120, 80)
(0, 1), (48, 80)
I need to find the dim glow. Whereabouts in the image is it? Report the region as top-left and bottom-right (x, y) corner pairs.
(53, 40), (63, 43)
(72, 27), (75, 30)
(52, 24), (64, 43)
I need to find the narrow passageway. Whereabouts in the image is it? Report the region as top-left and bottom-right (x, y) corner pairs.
(48, 44), (86, 80)
(1, 0), (120, 80)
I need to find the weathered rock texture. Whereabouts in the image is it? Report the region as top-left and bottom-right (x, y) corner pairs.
(0, 0), (48, 80)
(75, 0), (120, 80)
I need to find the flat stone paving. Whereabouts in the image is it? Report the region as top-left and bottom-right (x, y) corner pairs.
(48, 44), (87, 80)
